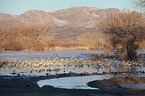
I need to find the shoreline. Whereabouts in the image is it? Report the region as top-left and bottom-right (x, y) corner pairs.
(0, 74), (145, 96)
(1, 46), (145, 51)
(87, 77), (145, 90)
(0, 46), (91, 51)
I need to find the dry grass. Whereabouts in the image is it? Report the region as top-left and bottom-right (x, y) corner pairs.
(49, 39), (79, 48)
(76, 32), (112, 49)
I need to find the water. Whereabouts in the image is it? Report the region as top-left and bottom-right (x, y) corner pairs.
(0, 50), (107, 76)
(37, 74), (145, 90)
(0, 49), (145, 90)
(0, 50), (104, 61)
(37, 75), (113, 89)
(0, 50), (145, 76)
(0, 49), (144, 61)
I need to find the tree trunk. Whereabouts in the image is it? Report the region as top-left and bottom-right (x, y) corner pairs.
(126, 44), (138, 61)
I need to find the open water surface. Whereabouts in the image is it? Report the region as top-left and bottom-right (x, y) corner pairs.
(0, 49), (145, 89)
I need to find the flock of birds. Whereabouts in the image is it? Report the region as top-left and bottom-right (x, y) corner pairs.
(0, 54), (144, 76)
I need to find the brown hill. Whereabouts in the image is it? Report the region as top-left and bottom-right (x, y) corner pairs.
(0, 13), (15, 21)
(0, 6), (120, 27)
(0, 6), (120, 39)
(50, 6), (119, 27)
(0, 13), (18, 27)
(16, 10), (69, 26)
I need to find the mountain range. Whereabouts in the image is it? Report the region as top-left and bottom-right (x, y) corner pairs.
(0, 6), (120, 40)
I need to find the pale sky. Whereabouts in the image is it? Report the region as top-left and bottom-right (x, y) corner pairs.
(0, 0), (137, 15)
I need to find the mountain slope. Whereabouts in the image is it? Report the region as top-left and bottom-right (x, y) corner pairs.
(0, 6), (120, 27)
(0, 6), (120, 39)
(0, 13), (15, 21)
(50, 6), (119, 27)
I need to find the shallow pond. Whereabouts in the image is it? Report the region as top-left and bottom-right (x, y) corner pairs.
(0, 49), (145, 90)
(37, 74), (145, 90)
(0, 50), (145, 76)
(37, 75), (114, 89)
(0, 50), (105, 61)
(1, 49), (144, 61)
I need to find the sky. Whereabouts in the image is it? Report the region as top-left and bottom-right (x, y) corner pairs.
(0, 0), (137, 15)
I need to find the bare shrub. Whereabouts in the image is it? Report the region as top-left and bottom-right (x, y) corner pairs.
(98, 10), (145, 61)
(76, 32), (112, 49)
(136, 0), (145, 11)
(0, 24), (53, 51)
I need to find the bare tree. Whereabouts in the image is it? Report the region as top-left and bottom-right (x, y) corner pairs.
(98, 10), (145, 61)
(136, 0), (145, 10)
